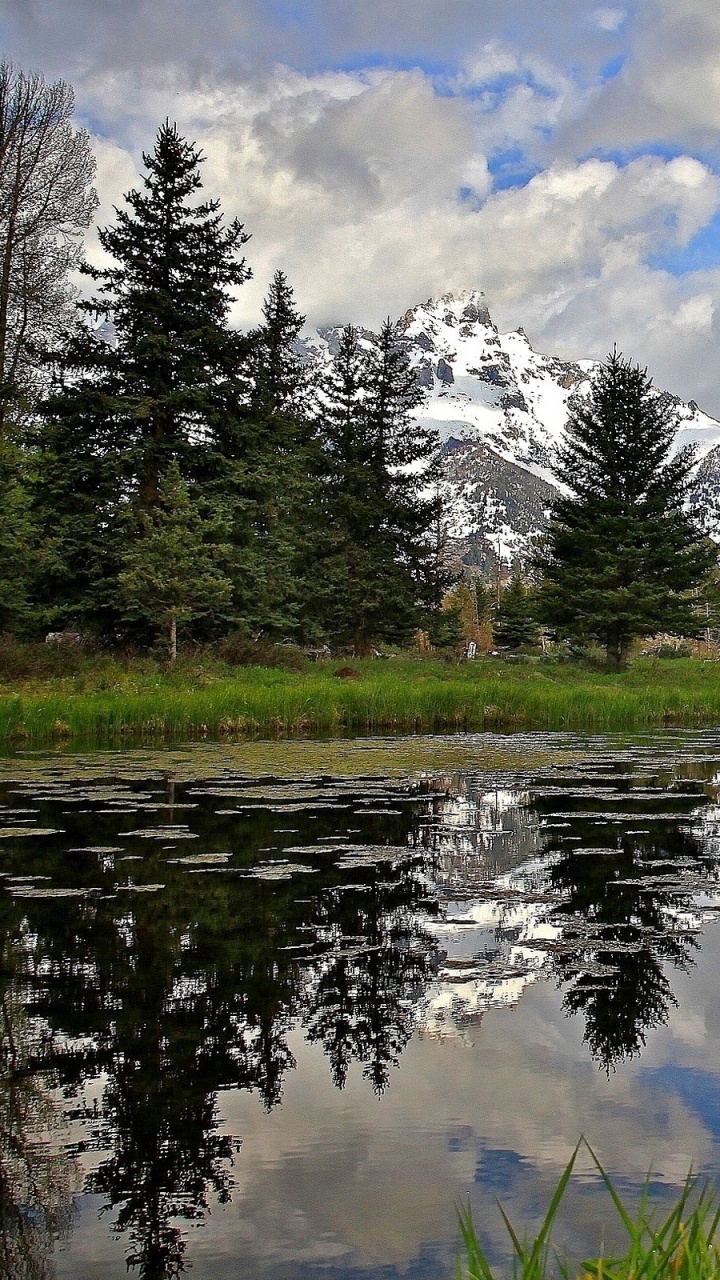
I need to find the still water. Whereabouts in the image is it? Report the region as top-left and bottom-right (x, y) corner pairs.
(4, 731), (720, 1279)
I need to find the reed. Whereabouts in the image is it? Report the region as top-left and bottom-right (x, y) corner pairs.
(457, 1139), (720, 1280)
(1, 656), (720, 743)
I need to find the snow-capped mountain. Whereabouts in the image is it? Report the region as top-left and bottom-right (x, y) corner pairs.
(303, 290), (720, 574)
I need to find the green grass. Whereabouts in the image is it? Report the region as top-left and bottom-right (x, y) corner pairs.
(457, 1140), (720, 1280)
(2, 653), (720, 743)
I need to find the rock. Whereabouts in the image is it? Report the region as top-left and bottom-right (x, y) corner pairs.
(500, 391), (528, 413)
(436, 358), (454, 384)
(416, 362), (434, 388)
(479, 364), (507, 387)
(462, 300), (492, 326)
(45, 631), (83, 646)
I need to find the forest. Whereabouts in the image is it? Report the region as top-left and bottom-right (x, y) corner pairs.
(1, 59), (717, 676)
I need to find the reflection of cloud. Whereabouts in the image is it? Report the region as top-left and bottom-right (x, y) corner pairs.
(208, 945), (720, 1277)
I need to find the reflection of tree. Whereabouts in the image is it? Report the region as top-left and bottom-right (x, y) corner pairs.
(30, 877), (303, 1279)
(545, 820), (711, 1069)
(0, 991), (74, 1280)
(301, 878), (440, 1093)
(0, 813), (439, 1276)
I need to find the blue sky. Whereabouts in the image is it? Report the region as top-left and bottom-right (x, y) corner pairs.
(4, 0), (720, 410)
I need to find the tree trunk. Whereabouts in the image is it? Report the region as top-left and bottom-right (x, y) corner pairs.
(168, 616), (177, 665)
(606, 635), (630, 671)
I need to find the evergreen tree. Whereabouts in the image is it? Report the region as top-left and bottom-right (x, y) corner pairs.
(311, 322), (441, 651)
(427, 596), (464, 649)
(535, 350), (714, 668)
(34, 122), (251, 635)
(248, 269), (311, 428)
(0, 444), (40, 634)
(229, 270), (318, 638)
(118, 462), (233, 662)
(493, 572), (539, 650)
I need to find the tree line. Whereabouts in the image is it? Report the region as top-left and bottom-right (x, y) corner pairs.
(1, 57), (716, 668)
(0, 74), (442, 659)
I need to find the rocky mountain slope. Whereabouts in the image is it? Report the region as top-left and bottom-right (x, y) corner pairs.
(303, 291), (720, 577)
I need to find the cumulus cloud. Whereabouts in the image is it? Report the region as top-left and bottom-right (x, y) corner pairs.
(72, 51), (720, 411)
(8, 0), (720, 409)
(559, 0), (720, 155)
(592, 7), (627, 32)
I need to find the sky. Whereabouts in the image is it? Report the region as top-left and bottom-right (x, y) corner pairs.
(4, 0), (720, 412)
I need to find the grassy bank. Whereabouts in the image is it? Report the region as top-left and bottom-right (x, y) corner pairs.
(2, 650), (720, 743)
(457, 1141), (720, 1280)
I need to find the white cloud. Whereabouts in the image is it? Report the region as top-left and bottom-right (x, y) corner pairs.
(74, 58), (720, 412)
(592, 7), (627, 32)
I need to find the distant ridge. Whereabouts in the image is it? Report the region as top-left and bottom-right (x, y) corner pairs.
(303, 291), (720, 576)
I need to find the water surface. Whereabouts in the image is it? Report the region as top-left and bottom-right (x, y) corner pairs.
(3, 732), (720, 1279)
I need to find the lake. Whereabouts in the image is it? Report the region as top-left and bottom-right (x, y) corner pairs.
(3, 731), (720, 1279)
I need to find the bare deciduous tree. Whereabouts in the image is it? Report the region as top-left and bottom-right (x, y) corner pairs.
(0, 60), (97, 431)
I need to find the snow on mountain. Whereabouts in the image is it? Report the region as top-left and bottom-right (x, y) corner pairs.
(301, 290), (720, 573)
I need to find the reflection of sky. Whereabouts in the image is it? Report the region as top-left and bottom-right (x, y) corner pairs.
(57, 924), (720, 1280)
(29, 735), (720, 1278)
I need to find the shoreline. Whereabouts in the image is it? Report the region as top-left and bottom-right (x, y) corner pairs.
(1, 656), (720, 745)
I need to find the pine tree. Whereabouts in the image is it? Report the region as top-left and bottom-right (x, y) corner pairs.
(493, 573), (539, 650)
(427, 596), (464, 649)
(535, 350), (715, 668)
(248, 270), (310, 428)
(34, 122), (252, 634)
(311, 322), (441, 651)
(0, 444), (40, 634)
(118, 462), (233, 662)
(226, 270), (318, 637)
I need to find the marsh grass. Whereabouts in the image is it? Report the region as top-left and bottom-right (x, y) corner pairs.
(457, 1140), (720, 1280)
(1, 655), (720, 743)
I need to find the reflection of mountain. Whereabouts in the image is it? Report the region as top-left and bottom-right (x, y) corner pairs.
(1, 747), (720, 1275)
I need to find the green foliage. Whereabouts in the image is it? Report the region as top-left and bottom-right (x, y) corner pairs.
(5, 655), (720, 743)
(493, 573), (539, 649)
(535, 350), (715, 669)
(309, 321), (442, 650)
(34, 121), (251, 635)
(456, 1139), (720, 1280)
(428, 599), (465, 648)
(225, 269), (318, 637)
(118, 462), (233, 661)
(0, 446), (43, 634)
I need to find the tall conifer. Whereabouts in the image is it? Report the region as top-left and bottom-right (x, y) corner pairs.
(311, 322), (441, 650)
(535, 350), (714, 667)
(34, 122), (252, 634)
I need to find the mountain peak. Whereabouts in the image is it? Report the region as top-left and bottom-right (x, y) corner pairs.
(402, 289), (494, 334)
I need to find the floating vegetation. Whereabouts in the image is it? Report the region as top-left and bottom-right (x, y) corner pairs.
(121, 826), (199, 840)
(118, 883), (165, 893)
(246, 861), (316, 880)
(169, 853), (231, 866)
(10, 886), (90, 898)
(0, 826), (62, 837)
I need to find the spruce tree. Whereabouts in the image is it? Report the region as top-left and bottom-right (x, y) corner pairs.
(34, 122), (252, 635)
(0, 444), (40, 634)
(493, 573), (539, 650)
(248, 270), (311, 428)
(229, 270), (318, 637)
(311, 322), (441, 651)
(118, 462), (233, 662)
(535, 350), (714, 668)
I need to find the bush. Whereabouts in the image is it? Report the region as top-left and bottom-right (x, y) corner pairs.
(0, 636), (92, 681)
(214, 632), (308, 671)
